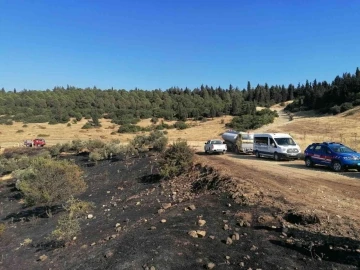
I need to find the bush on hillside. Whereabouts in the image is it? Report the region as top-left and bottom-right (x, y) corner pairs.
(340, 102), (353, 112)
(131, 131), (168, 153)
(118, 124), (141, 133)
(15, 158), (86, 206)
(173, 121), (188, 130)
(158, 139), (194, 179)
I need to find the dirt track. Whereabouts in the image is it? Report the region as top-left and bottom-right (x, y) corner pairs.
(196, 153), (360, 239)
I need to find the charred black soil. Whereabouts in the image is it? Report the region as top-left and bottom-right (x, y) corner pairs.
(1, 155), (359, 270)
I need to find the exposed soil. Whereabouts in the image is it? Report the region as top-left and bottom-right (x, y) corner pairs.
(1, 153), (360, 270)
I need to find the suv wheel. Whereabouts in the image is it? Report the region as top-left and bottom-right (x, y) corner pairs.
(305, 157), (314, 167)
(332, 161), (343, 172)
(274, 153), (280, 161)
(255, 151), (260, 158)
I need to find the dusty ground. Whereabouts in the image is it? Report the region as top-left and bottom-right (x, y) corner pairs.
(1, 153), (360, 270)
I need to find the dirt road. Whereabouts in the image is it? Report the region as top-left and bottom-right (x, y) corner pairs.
(196, 153), (360, 239)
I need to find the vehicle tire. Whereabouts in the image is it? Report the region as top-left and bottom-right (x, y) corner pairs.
(255, 151), (260, 158)
(332, 161), (343, 172)
(274, 153), (280, 161)
(305, 157), (314, 167)
(205, 150), (208, 155)
(357, 169), (360, 172)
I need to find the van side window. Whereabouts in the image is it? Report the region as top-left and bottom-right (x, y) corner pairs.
(254, 137), (268, 145)
(269, 138), (275, 146)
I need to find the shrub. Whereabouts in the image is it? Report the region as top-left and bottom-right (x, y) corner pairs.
(16, 130), (24, 133)
(0, 223), (5, 236)
(51, 214), (81, 242)
(340, 102), (353, 112)
(22, 124), (28, 128)
(131, 131), (168, 152)
(330, 105), (341, 115)
(65, 197), (95, 219)
(151, 117), (159, 124)
(89, 150), (102, 162)
(118, 124), (141, 133)
(158, 139), (194, 179)
(81, 122), (92, 129)
(86, 139), (105, 151)
(67, 123), (71, 127)
(173, 121), (188, 130)
(15, 158), (87, 206)
(37, 134), (49, 137)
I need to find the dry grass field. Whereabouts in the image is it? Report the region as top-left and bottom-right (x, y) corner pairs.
(1, 103), (360, 152)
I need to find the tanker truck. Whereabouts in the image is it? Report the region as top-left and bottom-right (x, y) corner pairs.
(221, 130), (254, 154)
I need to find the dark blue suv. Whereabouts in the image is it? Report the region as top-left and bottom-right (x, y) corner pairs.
(304, 142), (360, 172)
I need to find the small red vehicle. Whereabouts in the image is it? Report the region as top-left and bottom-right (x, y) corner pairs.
(24, 138), (46, 147)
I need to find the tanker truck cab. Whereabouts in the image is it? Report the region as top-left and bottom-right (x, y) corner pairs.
(253, 133), (301, 161)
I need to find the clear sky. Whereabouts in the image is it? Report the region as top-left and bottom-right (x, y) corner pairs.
(1, 0), (359, 91)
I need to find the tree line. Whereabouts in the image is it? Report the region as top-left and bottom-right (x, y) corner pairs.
(0, 67), (359, 126)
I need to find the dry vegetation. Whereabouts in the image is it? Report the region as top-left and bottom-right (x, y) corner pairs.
(1, 103), (360, 153)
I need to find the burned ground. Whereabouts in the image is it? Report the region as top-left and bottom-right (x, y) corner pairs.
(0, 154), (360, 270)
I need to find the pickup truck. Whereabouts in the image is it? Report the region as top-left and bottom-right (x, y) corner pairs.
(204, 139), (227, 154)
(24, 138), (46, 147)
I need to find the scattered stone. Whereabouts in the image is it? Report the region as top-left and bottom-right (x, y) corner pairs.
(198, 219), (206, 227)
(232, 232), (240, 241)
(158, 209), (165, 214)
(111, 234), (117, 239)
(207, 262), (216, 269)
(223, 220), (228, 223)
(188, 204), (196, 211)
(250, 245), (258, 251)
(162, 203), (172, 209)
(107, 191), (111, 194)
(184, 207), (189, 212)
(136, 201), (141, 205)
(111, 202), (117, 207)
(80, 244), (88, 249)
(209, 235), (215, 240)
(196, 230), (206, 238)
(104, 250), (114, 258)
(188, 230), (198, 238)
(281, 232), (287, 237)
(115, 223), (121, 228)
(223, 224), (229, 230)
(356, 249), (360, 253)
(226, 237), (233, 245)
(196, 258), (203, 263)
(239, 262), (245, 267)
(150, 266), (156, 270)
(227, 203), (232, 207)
(90, 242), (96, 246)
(150, 226), (157, 230)
(160, 219), (166, 223)
(87, 214), (94, 219)
(38, 255), (48, 261)
(225, 256), (230, 260)
(73, 236), (77, 241)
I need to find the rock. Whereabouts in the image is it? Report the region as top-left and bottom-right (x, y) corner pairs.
(162, 203), (172, 209)
(104, 250), (114, 258)
(250, 245), (258, 251)
(87, 214), (94, 219)
(225, 256), (230, 260)
(223, 224), (229, 230)
(232, 233), (240, 240)
(196, 258), (203, 263)
(160, 219), (166, 223)
(150, 226), (157, 230)
(38, 255), (48, 261)
(196, 230), (206, 238)
(150, 266), (156, 270)
(198, 219), (206, 227)
(209, 235), (215, 240)
(158, 209), (165, 214)
(238, 220), (244, 227)
(188, 230), (198, 238)
(107, 191), (111, 194)
(111, 234), (117, 239)
(356, 249), (360, 253)
(239, 262), (245, 267)
(115, 223), (121, 228)
(207, 262), (216, 269)
(80, 244), (88, 249)
(90, 242), (96, 246)
(226, 237), (233, 245)
(188, 204), (196, 211)
(136, 201), (141, 205)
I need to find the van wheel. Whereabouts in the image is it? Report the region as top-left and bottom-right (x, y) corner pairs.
(255, 151), (260, 158)
(332, 161), (343, 172)
(274, 153), (280, 161)
(305, 157), (314, 167)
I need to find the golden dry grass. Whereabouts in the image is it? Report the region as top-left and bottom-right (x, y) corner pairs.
(1, 104), (360, 152)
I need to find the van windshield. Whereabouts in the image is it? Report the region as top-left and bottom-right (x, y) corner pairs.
(275, 138), (296, 146)
(211, 140), (223, 144)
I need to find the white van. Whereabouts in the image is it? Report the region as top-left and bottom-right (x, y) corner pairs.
(253, 133), (301, 161)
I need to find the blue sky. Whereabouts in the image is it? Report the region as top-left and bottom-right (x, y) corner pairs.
(1, 0), (359, 91)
